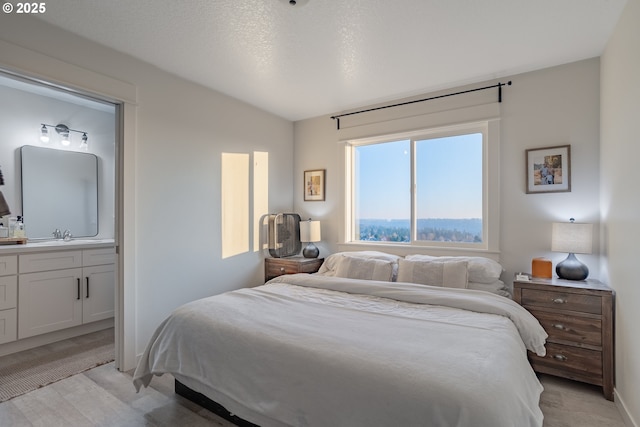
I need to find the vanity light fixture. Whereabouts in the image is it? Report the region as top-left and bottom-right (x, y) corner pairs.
(40, 123), (89, 149)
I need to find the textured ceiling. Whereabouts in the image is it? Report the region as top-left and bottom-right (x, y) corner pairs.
(35, 0), (626, 121)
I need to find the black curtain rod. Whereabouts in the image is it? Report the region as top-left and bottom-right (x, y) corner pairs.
(330, 81), (512, 130)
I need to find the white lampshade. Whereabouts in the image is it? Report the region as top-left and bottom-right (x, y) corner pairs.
(551, 222), (593, 254)
(300, 220), (321, 243)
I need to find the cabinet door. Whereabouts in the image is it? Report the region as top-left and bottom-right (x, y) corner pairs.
(82, 264), (115, 323)
(18, 268), (83, 339)
(0, 255), (17, 276)
(0, 308), (17, 344)
(0, 275), (17, 310)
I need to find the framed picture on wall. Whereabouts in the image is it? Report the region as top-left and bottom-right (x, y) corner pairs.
(304, 169), (325, 201)
(526, 145), (571, 193)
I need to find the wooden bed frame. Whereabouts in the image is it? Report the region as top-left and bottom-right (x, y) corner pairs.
(175, 380), (258, 427)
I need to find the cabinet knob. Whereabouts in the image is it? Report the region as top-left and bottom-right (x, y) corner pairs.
(552, 323), (566, 330)
(552, 298), (566, 304)
(552, 354), (568, 361)
(280, 267), (285, 272)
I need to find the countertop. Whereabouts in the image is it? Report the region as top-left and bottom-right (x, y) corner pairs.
(0, 238), (115, 254)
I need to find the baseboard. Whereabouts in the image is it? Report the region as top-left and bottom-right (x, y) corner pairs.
(0, 318), (113, 357)
(615, 388), (639, 427)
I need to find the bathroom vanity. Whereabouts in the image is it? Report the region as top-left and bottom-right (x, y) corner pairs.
(0, 239), (115, 356)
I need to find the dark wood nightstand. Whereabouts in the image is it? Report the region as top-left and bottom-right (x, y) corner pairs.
(264, 257), (324, 282)
(513, 276), (615, 400)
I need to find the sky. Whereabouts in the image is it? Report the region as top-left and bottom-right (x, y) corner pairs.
(354, 133), (482, 220)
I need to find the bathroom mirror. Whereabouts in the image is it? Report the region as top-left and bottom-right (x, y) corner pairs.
(21, 145), (98, 239)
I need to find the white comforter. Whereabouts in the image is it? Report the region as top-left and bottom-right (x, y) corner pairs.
(133, 274), (547, 427)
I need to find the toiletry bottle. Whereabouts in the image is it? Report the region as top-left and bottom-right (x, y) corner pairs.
(8, 216), (17, 238)
(14, 216), (25, 238)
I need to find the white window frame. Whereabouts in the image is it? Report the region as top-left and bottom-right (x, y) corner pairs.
(343, 119), (500, 255)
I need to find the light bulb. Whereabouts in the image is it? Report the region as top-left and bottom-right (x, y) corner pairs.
(79, 133), (88, 150)
(61, 135), (70, 146)
(40, 125), (50, 143)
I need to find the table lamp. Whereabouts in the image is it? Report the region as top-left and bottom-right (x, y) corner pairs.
(300, 219), (321, 258)
(551, 218), (593, 281)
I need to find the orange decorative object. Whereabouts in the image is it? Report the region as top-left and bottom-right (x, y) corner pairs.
(532, 257), (552, 278)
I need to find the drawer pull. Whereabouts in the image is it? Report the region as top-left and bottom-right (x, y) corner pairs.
(552, 354), (568, 361)
(552, 298), (567, 304)
(553, 323), (567, 330)
(280, 267), (285, 273)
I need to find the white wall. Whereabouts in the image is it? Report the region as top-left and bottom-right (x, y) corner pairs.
(294, 58), (602, 289)
(499, 59), (601, 284)
(0, 82), (115, 239)
(0, 16), (295, 357)
(601, 0), (640, 424)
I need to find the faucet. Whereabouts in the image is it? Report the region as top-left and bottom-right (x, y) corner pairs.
(52, 229), (62, 240)
(63, 229), (73, 241)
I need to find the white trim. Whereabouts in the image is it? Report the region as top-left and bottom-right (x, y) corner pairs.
(615, 388), (639, 427)
(116, 102), (138, 371)
(337, 102), (500, 142)
(342, 119), (500, 255)
(0, 40), (136, 104)
(336, 242), (501, 261)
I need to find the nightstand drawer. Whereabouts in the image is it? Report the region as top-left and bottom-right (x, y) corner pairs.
(264, 257), (325, 281)
(529, 309), (601, 347)
(266, 262), (300, 277)
(521, 288), (601, 314)
(530, 342), (602, 382)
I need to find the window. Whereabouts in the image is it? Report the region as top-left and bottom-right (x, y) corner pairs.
(347, 122), (490, 250)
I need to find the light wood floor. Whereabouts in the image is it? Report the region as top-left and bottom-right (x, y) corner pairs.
(0, 352), (628, 426)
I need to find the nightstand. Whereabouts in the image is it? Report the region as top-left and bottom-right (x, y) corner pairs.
(264, 257), (324, 282)
(513, 276), (615, 400)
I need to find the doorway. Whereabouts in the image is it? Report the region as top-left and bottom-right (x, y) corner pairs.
(0, 71), (119, 365)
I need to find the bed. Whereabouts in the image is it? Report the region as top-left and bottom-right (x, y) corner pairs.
(133, 252), (548, 427)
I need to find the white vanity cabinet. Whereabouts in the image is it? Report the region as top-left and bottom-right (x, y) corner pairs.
(18, 248), (115, 339)
(0, 255), (18, 344)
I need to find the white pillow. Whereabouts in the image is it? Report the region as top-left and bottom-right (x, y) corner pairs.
(334, 256), (395, 282)
(317, 251), (401, 280)
(397, 259), (468, 288)
(404, 255), (503, 284)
